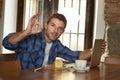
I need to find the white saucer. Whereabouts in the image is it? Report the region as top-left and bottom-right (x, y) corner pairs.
(73, 66), (90, 72)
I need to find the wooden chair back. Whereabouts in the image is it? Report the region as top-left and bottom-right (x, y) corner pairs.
(0, 53), (16, 61)
(0, 60), (21, 77)
(0, 53), (21, 77)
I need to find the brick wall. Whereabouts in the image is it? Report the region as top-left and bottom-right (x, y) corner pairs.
(105, 0), (120, 22)
(105, 0), (120, 56)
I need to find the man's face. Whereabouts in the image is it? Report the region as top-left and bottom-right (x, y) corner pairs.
(44, 18), (65, 43)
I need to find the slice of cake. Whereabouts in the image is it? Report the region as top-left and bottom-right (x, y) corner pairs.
(52, 59), (63, 70)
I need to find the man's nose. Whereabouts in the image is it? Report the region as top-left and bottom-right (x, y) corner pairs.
(54, 27), (58, 32)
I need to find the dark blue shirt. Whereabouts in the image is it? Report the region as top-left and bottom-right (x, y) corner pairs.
(2, 31), (80, 69)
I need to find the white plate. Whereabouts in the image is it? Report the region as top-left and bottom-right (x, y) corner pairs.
(73, 66), (90, 72)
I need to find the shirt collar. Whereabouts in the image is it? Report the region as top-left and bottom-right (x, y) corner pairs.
(39, 31), (46, 49)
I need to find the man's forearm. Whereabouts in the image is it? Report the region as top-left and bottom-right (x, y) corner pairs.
(79, 49), (91, 60)
(8, 30), (29, 44)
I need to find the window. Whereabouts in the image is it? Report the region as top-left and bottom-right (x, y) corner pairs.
(24, 0), (44, 29)
(58, 0), (87, 51)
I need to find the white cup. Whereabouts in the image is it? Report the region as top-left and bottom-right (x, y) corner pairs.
(75, 60), (87, 69)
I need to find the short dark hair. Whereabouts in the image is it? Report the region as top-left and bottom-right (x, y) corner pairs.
(47, 13), (67, 27)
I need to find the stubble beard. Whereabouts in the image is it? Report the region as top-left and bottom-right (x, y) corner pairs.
(45, 31), (58, 42)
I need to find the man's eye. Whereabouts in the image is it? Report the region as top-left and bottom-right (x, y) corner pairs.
(51, 24), (55, 27)
(59, 27), (64, 31)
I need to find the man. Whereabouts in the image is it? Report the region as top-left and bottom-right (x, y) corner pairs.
(2, 13), (105, 69)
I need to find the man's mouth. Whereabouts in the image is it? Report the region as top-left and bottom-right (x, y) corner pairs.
(52, 33), (58, 37)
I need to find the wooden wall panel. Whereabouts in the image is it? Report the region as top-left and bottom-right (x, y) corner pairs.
(0, 0), (3, 18)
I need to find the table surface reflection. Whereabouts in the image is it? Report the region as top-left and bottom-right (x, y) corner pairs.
(0, 63), (120, 80)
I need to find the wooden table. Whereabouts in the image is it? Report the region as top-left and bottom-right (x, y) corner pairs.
(0, 63), (120, 80)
